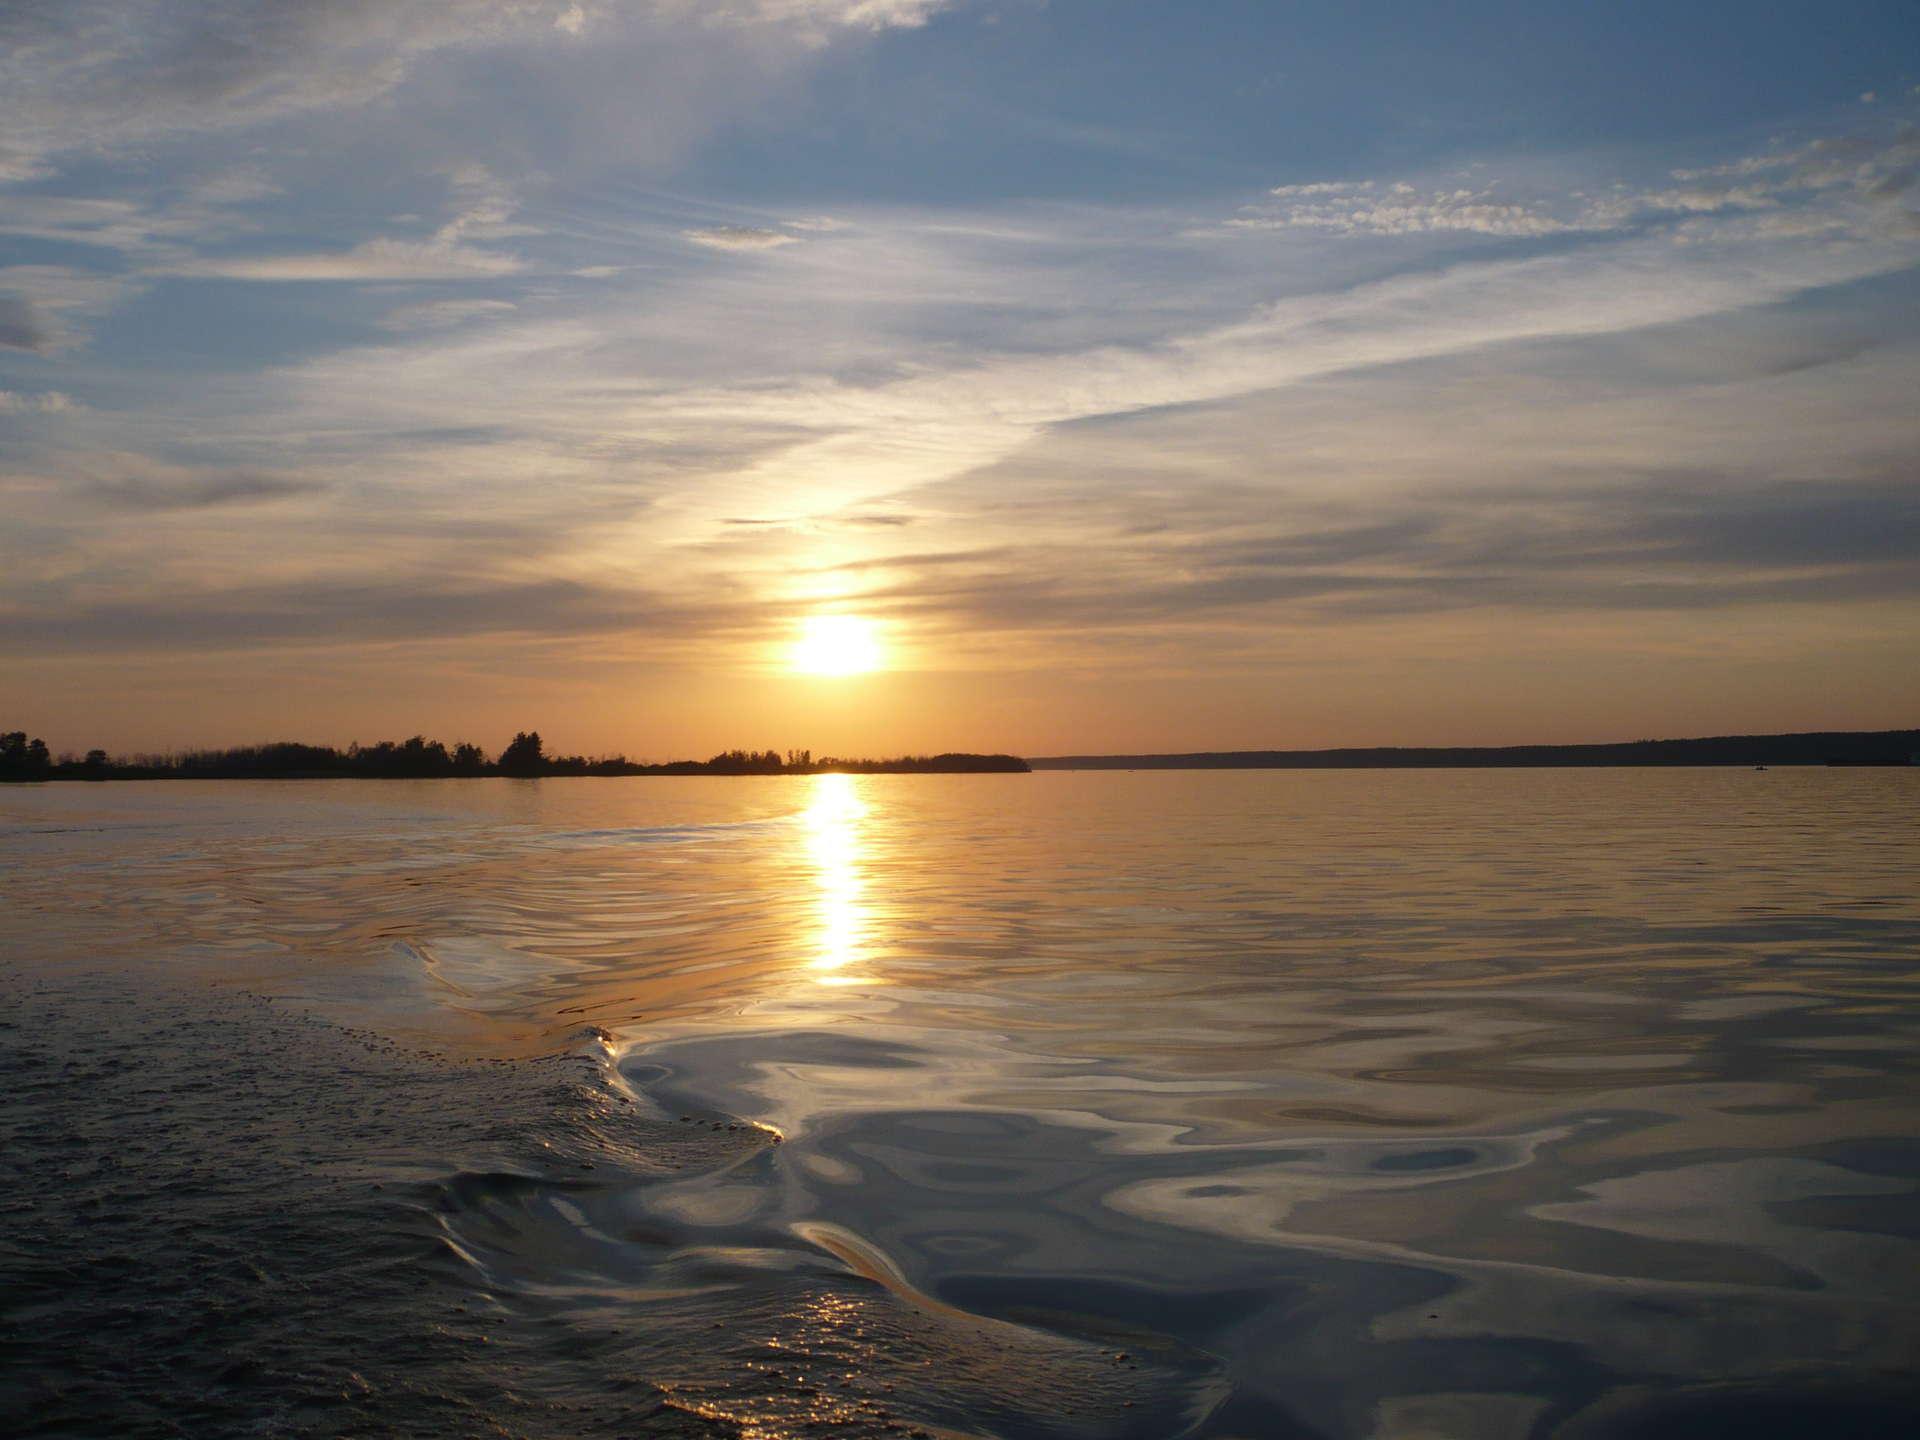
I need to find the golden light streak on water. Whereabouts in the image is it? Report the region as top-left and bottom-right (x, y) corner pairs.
(801, 773), (879, 986)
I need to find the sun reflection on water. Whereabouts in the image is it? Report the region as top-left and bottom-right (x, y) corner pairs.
(801, 773), (877, 986)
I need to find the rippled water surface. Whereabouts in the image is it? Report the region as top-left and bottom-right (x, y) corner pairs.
(4, 770), (1918, 1438)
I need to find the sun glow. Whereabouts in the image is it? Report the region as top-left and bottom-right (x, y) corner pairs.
(791, 614), (883, 676)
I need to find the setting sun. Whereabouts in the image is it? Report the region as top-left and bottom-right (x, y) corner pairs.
(791, 615), (884, 676)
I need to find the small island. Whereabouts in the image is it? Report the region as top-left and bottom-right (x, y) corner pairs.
(0, 730), (1029, 782)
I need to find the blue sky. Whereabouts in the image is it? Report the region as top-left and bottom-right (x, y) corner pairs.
(2, 2), (1917, 755)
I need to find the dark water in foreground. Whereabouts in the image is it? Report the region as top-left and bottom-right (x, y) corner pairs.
(3, 770), (1917, 1438)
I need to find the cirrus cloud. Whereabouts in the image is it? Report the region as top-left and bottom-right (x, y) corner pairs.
(683, 226), (804, 252)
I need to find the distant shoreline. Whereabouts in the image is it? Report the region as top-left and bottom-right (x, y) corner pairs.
(8, 727), (1919, 784)
(1031, 728), (1920, 771)
(9, 760), (1035, 783)
(0, 731), (1029, 783)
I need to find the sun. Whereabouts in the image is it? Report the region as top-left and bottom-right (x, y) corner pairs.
(791, 614), (884, 676)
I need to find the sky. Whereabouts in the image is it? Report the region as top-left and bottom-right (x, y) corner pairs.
(2, 0), (1918, 759)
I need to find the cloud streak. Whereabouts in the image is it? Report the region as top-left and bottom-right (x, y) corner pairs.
(79, 472), (326, 511)
(1227, 126), (1920, 242)
(173, 239), (526, 281)
(671, 190), (1920, 515)
(0, 389), (76, 413)
(683, 226), (804, 252)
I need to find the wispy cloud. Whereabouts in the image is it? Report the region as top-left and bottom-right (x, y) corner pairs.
(0, 389), (75, 413)
(0, 265), (143, 354)
(1230, 181), (1578, 238)
(684, 226), (803, 252)
(0, 452), (327, 511)
(174, 239), (525, 282)
(827, 471), (1920, 636)
(0, 578), (670, 656)
(80, 471), (325, 511)
(379, 299), (520, 331)
(170, 165), (530, 281)
(0, 1), (957, 187)
(1226, 126), (1920, 243)
(663, 206), (1918, 514)
(0, 296), (51, 352)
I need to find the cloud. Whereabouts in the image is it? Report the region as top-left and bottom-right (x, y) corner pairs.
(432, 165), (527, 245)
(737, 274), (1920, 650)
(1267, 181), (1369, 199)
(77, 470), (327, 512)
(1229, 177), (1580, 238)
(1598, 184), (1780, 219)
(1233, 188), (1576, 238)
(0, 266), (143, 353)
(173, 238), (524, 281)
(125, 116), (1907, 643)
(0, 3), (521, 182)
(0, 390), (76, 414)
(1228, 124), (1920, 245)
(662, 216), (1919, 518)
(0, 140), (52, 185)
(190, 167), (285, 205)
(0, 1), (955, 185)
(379, 299), (520, 331)
(819, 470), (1920, 638)
(153, 165), (530, 283)
(1867, 166), (1916, 200)
(0, 575), (744, 657)
(2, 84), (1914, 695)
(0, 296), (51, 351)
(0, 191), (261, 259)
(717, 1), (952, 36)
(684, 226), (803, 252)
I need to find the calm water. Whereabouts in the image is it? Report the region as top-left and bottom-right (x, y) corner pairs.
(3, 770), (1918, 1438)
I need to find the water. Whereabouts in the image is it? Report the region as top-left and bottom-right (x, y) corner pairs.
(3, 770), (1917, 1438)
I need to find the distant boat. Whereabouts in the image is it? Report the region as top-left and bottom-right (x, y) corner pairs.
(1754, 765), (1767, 771)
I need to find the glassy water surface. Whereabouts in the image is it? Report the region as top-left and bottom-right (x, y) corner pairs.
(4, 770), (1917, 1438)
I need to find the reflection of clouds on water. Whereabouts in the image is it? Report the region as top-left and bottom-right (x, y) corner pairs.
(801, 773), (878, 987)
(1533, 1156), (1915, 1297)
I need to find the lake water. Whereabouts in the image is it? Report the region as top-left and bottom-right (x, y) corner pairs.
(4, 770), (1918, 1438)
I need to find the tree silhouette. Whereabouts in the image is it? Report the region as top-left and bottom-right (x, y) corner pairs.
(498, 731), (545, 776)
(3, 724), (1041, 780)
(0, 732), (51, 782)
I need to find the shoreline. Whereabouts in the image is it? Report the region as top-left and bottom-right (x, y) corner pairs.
(7, 764), (1034, 783)
(1032, 726), (1920, 771)
(11, 758), (1920, 784)
(8, 727), (1914, 784)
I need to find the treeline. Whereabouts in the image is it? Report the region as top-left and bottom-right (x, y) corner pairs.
(1031, 728), (1920, 770)
(0, 729), (1028, 782)
(684, 748), (1029, 775)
